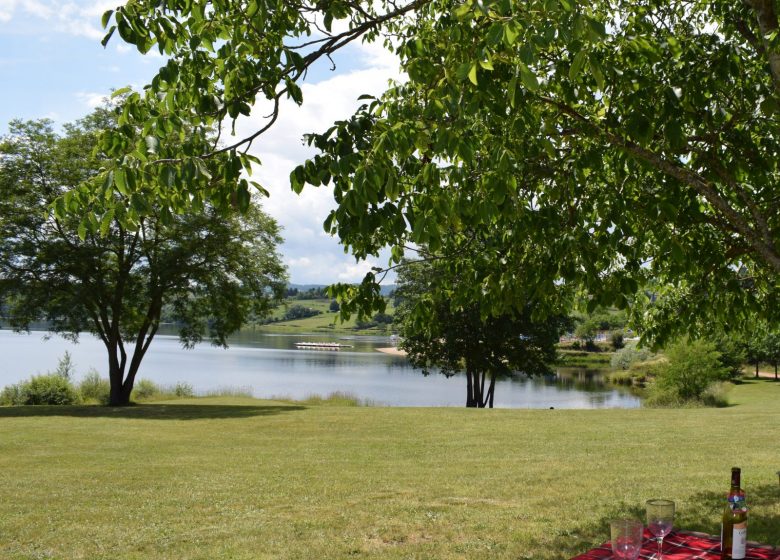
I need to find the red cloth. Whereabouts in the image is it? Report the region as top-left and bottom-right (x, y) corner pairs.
(570, 529), (780, 559)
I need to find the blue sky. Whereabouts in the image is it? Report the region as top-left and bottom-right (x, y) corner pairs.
(0, 0), (400, 284)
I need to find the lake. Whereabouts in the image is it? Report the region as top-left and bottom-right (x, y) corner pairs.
(0, 328), (641, 409)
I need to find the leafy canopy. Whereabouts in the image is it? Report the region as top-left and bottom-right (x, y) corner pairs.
(98, 0), (780, 343)
(0, 111), (287, 405)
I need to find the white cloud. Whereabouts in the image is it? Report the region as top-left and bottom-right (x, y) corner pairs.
(337, 260), (382, 282)
(0, 0), (17, 22)
(75, 91), (108, 109)
(0, 0), (113, 39)
(226, 39), (403, 284)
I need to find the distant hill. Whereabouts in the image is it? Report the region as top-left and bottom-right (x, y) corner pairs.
(288, 283), (396, 296)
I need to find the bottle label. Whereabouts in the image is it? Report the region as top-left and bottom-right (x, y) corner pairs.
(732, 522), (747, 559)
(729, 494), (748, 513)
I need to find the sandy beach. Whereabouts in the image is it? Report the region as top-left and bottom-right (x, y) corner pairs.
(375, 347), (407, 357)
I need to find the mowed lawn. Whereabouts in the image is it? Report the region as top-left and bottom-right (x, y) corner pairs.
(1, 380), (779, 559)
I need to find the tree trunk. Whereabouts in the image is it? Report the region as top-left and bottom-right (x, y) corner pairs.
(466, 368), (476, 407)
(775, 363), (778, 380)
(756, 363), (760, 378)
(486, 372), (496, 409)
(107, 337), (129, 406)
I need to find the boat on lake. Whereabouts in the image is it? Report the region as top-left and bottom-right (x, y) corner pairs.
(294, 342), (354, 351)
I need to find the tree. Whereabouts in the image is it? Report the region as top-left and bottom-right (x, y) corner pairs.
(0, 114), (287, 406)
(98, 1), (778, 343)
(743, 326), (768, 379)
(763, 331), (780, 380)
(649, 338), (730, 405)
(394, 253), (566, 408)
(282, 305), (322, 321)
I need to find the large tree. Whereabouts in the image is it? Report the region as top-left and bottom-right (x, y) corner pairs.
(95, 0), (779, 341)
(394, 250), (567, 407)
(0, 112), (287, 405)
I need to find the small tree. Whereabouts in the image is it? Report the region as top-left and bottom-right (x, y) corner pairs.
(394, 256), (566, 408)
(761, 332), (780, 380)
(654, 338), (729, 402)
(0, 114), (287, 406)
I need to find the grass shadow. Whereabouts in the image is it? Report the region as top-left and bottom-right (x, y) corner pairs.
(544, 485), (780, 559)
(0, 403), (307, 420)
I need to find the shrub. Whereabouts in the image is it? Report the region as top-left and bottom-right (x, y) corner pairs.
(609, 331), (625, 351)
(132, 379), (161, 400)
(611, 342), (655, 370)
(174, 382), (194, 397)
(79, 369), (110, 404)
(53, 351), (76, 380)
(0, 382), (27, 406)
(329, 300), (340, 312)
(283, 305), (322, 321)
(648, 338), (730, 405)
(22, 374), (80, 405)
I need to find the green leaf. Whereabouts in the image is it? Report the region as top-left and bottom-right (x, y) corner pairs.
(111, 86), (132, 99)
(478, 58), (494, 71)
(518, 63), (538, 92)
(569, 51), (587, 82)
(114, 169), (128, 195)
(468, 63), (478, 85)
(99, 209), (114, 237)
(101, 9), (113, 28)
(101, 26), (116, 48)
(287, 81), (303, 105)
(503, 21), (519, 46)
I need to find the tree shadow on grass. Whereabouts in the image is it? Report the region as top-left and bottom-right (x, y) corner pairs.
(0, 403), (307, 420)
(544, 485), (780, 559)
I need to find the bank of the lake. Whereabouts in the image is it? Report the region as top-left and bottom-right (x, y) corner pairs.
(1, 379), (778, 560)
(0, 329), (639, 409)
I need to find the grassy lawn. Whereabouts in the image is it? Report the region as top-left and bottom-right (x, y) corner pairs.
(1, 380), (779, 559)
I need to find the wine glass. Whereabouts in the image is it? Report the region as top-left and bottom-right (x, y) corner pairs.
(646, 499), (675, 559)
(610, 518), (643, 560)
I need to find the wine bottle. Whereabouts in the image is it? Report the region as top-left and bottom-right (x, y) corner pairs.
(721, 467), (747, 560)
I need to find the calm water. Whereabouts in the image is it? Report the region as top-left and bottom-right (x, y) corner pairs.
(0, 329), (641, 409)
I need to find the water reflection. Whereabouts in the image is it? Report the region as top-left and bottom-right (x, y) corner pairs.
(0, 329), (640, 409)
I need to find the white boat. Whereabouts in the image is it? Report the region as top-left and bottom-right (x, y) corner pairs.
(294, 342), (353, 351)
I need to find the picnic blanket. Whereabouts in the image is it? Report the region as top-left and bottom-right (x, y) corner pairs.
(570, 529), (780, 559)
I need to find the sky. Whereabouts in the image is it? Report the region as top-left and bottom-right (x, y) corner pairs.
(0, 0), (402, 285)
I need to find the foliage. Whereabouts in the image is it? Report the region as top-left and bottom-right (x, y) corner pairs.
(53, 351), (76, 380)
(649, 338), (730, 405)
(394, 256), (566, 407)
(608, 331), (625, 351)
(0, 113), (287, 405)
(0, 382), (27, 406)
(704, 332), (748, 380)
(86, 0), (780, 350)
(763, 331), (780, 378)
(174, 382), (194, 398)
(5, 374), (81, 406)
(132, 379), (161, 400)
(78, 369), (111, 405)
(611, 342), (655, 371)
(283, 305), (322, 321)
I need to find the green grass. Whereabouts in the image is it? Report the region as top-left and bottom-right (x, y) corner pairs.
(1, 380), (779, 559)
(254, 298), (396, 335)
(556, 349), (613, 367)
